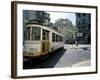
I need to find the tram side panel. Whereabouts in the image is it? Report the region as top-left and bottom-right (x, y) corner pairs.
(23, 41), (41, 57)
(51, 42), (64, 51)
(50, 33), (64, 51)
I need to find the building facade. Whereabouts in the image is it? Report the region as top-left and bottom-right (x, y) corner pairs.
(23, 10), (50, 26)
(55, 18), (75, 43)
(76, 13), (91, 44)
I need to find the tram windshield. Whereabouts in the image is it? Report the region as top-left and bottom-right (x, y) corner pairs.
(24, 27), (41, 40)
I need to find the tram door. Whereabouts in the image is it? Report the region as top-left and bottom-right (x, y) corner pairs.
(42, 29), (49, 55)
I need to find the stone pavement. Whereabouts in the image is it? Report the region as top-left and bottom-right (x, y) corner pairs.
(64, 44), (91, 49)
(54, 44), (91, 67)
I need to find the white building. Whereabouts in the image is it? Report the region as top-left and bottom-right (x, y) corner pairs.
(55, 18), (75, 43)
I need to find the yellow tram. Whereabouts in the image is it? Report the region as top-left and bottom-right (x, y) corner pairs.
(23, 24), (64, 58)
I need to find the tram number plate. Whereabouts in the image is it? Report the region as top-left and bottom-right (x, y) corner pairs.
(29, 48), (37, 51)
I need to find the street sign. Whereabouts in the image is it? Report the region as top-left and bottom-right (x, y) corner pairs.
(76, 33), (83, 36)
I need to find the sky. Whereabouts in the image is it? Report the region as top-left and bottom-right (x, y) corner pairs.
(47, 11), (76, 25)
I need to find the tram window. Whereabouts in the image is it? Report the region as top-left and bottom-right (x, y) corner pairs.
(42, 30), (45, 40)
(56, 35), (57, 42)
(60, 36), (62, 42)
(52, 33), (57, 42)
(42, 29), (49, 40)
(58, 35), (59, 42)
(52, 33), (63, 42)
(61, 37), (63, 42)
(56, 35), (58, 42)
(32, 27), (41, 40)
(60, 36), (61, 42)
(52, 33), (55, 42)
(58, 36), (60, 42)
(25, 27), (31, 40)
(57, 35), (58, 42)
(59, 36), (60, 42)
(54, 34), (55, 42)
(57, 35), (59, 42)
(55, 34), (57, 42)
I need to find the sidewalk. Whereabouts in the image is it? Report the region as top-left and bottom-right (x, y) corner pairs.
(54, 45), (91, 67)
(72, 60), (91, 67)
(64, 44), (91, 49)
